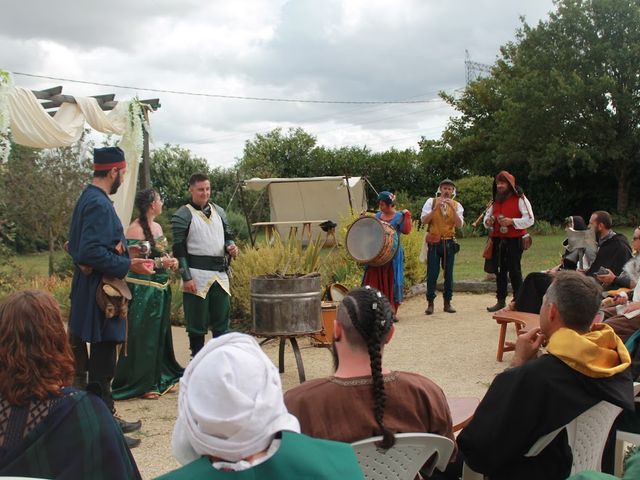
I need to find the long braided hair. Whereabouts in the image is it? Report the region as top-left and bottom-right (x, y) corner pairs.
(340, 286), (395, 449)
(135, 188), (158, 248)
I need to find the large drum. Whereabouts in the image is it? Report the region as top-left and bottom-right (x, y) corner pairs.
(345, 216), (398, 267)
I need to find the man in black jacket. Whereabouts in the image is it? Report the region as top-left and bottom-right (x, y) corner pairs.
(588, 210), (633, 284)
(458, 271), (634, 480)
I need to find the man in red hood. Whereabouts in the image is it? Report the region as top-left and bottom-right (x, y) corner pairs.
(483, 171), (535, 312)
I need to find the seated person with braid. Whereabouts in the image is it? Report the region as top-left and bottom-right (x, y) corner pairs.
(284, 287), (459, 479)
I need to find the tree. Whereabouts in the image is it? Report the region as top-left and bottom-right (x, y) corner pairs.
(442, 0), (640, 216)
(236, 127), (318, 179)
(149, 144), (212, 209)
(2, 142), (91, 275)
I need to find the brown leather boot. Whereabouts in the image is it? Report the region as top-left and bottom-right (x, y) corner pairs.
(425, 301), (434, 315)
(444, 300), (456, 313)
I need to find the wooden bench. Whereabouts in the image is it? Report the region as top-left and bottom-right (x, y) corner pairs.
(492, 310), (540, 362)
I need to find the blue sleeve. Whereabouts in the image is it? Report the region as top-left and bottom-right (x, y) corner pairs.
(73, 200), (130, 278)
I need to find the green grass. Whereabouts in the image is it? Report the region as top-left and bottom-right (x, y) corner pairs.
(2, 251), (66, 276)
(6, 227), (636, 282)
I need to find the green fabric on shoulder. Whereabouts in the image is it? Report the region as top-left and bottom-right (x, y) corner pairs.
(155, 431), (364, 479)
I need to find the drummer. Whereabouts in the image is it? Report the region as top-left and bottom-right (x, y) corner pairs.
(362, 191), (412, 316)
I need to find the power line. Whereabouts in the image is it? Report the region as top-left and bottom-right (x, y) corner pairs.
(186, 99), (449, 145)
(179, 90), (460, 145)
(11, 71), (445, 105)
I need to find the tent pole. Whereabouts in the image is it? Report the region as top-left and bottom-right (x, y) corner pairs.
(344, 174), (354, 215)
(238, 176), (255, 247)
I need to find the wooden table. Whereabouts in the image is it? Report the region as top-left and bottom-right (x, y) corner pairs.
(448, 397), (480, 432)
(252, 220), (330, 244)
(492, 310), (540, 362)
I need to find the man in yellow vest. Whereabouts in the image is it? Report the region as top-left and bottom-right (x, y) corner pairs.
(421, 179), (464, 315)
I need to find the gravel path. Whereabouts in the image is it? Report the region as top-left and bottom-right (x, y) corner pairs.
(117, 292), (513, 479)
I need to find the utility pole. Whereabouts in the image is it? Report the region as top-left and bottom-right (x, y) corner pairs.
(465, 50), (492, 85)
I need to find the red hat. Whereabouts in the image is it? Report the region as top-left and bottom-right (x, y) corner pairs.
(495, 170), (516, 191)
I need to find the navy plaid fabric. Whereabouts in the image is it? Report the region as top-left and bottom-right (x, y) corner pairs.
(0, 388), (140, 479)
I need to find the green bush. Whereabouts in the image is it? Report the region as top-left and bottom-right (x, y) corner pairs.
(530, 220), (563, 236)
(51, 253), (75, 279)
(227, 209), (250, 243)
(230, 232), (329, 322)
(0, 274), (73, 319)
(227, 214), (426, 323)
(155, 211), (173, 244)
(402, 221), (427, 287)
(457, 223), (488, 238)
(394, 190), (427, 222)
(454, 175), (494, 225)
(611, 211), (640, 229)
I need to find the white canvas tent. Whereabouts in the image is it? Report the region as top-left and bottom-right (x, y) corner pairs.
(243, 176), (367, 242)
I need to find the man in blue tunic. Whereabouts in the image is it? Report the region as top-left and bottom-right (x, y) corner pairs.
(67, 146), (154, 449)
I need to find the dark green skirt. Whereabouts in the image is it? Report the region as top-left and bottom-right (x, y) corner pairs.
(112, 271), (184, 399)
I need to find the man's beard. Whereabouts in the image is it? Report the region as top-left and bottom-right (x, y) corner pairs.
(495, 189), (512, 202)
(109, 175), (122, 195)
(331, 341), (339, 372)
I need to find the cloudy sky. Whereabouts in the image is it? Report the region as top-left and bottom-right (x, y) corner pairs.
(2, 0), (555, 168)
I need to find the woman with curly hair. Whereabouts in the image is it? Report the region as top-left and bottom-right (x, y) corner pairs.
(0, 290), (140, 479)
(112, 188), (184, 400)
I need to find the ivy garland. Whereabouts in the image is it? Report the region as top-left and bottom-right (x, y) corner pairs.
(117, 97), (145, 164)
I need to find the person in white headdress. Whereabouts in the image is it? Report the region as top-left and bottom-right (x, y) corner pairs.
(156, 333), (364, 479)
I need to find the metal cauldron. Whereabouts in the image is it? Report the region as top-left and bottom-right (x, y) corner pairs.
(251, 274), (322, 335)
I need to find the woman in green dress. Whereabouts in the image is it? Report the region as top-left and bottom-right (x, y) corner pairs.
(112, 189), (184, 400)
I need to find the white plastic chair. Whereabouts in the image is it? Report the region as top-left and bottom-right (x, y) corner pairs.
(351, 432), (455, 480)
(614, 382), (640, 476)
(462, 400), (622, 479)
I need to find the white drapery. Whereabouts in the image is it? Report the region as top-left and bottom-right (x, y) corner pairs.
(5, 86), (147, 227)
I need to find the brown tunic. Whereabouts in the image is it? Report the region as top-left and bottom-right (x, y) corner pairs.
(284, 371), (455, 449)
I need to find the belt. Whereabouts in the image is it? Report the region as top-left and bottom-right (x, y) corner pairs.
(427, 237), (456, 245)
(187, 254), (227, 271)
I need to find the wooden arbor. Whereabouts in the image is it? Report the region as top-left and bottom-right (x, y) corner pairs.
(31, 86), (160, 188)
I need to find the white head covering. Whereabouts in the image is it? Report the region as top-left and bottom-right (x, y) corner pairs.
(171, 332), (300, 464)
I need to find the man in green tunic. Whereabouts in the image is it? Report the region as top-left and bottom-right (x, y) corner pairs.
(171, 173), (238, 358)
(156, 333), (364, 479)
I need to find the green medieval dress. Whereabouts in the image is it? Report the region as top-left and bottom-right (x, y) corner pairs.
(112, 237), (184, 399)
